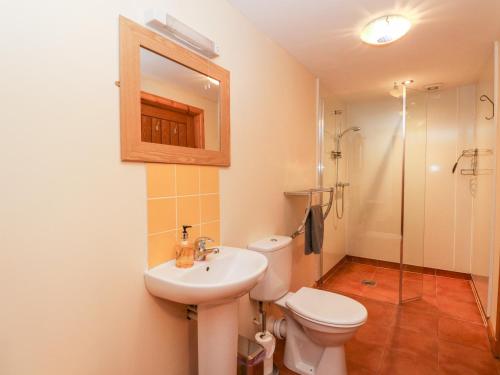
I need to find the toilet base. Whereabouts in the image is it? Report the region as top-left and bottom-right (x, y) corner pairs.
(282, 316), (348, 375)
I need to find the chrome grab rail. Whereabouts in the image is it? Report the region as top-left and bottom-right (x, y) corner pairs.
(284, 187), (335, 238)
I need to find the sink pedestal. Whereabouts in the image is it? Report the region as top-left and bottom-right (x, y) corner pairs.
(198, 300), (239, 375)
(144, 247), (268, 374)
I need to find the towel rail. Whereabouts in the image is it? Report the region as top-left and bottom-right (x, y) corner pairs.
(284, 187), (335, 238)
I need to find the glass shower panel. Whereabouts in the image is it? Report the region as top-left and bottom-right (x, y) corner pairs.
(318, 88), (427, 305)
(345, 96), (404, 304)
(471, 53), (496, 315)
(346, 97), (403, 262)
(401, 87), (427, 302)
(321, 97), (348, 277)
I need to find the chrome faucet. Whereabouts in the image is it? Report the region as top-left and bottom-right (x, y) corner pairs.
(194, 236), (220, 261)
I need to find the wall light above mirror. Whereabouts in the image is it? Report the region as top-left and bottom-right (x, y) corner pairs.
(119, 16), (230, 166)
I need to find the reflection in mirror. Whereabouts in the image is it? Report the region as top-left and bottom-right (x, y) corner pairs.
(140, 47), (220, 151)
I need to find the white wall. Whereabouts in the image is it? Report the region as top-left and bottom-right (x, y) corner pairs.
(423, 85), (476, 272)
(222, 26), (318, 336)
(0, 0), (317, 374)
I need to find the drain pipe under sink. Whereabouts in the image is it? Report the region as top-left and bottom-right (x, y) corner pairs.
(266, 315), (286, 340)
(256, 301), (287, 339)
(254, 303), (285, 375)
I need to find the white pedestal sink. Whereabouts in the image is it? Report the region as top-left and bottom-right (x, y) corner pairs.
(144, 246), (268, 375)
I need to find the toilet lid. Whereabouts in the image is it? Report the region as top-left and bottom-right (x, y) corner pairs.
(286, 287), (367, 327)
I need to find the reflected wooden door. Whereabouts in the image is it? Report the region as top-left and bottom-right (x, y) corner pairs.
(140, 92), (204, 148)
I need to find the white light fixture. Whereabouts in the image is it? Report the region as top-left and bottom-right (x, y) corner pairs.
(145, 10), (220, 58)
(361, 15), (411, 46)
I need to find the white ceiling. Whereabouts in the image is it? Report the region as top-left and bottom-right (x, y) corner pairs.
(229, 0), (500, 100)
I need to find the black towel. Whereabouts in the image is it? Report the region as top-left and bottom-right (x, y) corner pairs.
(304, 205), (324, 254)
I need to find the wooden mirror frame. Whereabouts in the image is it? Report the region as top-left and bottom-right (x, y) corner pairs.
(119, 16), (230, 166)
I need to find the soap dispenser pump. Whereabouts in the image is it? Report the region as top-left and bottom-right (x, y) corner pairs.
(175, 225), (194, 268)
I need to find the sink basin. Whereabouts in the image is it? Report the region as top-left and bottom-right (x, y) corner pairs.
(145, 245), (268, 375)
(144, 246), (268, 305)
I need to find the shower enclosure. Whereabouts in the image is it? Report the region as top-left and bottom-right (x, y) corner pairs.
(319, 70), (497, 309)
(318, 85), (427, 304)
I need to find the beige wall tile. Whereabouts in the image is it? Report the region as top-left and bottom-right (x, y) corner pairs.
(146, 164), (176, 198)
(200, 166), (219, 193)
(201, 221), (220, 246)
(176, 165), (200, 196)
(148, 230), (177, 268)
(146, 164), (220, 269)
(177, 196), (200, 227)
(147, 198), (176, 234)
(201, 194), (220, 222)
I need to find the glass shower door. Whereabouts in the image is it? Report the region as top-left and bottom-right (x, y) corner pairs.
(344, 94), (406, 304)
(320, 97), (349, 277)
(400, 86), (427, 303)
(317, 86), (427, 306)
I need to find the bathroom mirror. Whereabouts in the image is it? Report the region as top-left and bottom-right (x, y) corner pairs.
(140, 48), (221, 151)
(119, 16), (230, 166)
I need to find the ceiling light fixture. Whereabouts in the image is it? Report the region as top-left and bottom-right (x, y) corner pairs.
(361, 15), (411, 46)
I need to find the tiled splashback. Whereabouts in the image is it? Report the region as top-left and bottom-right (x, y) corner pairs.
(146, 164), (220, 268)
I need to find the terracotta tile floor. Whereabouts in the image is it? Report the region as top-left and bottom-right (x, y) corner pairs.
(274, 262), (499, 375)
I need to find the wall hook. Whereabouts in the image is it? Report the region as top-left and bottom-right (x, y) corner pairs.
(480, 94), (494, 120)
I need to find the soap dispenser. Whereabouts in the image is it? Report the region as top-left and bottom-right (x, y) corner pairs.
(175, 225), (194, 268)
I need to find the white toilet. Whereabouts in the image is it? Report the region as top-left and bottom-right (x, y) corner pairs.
(249, 236), (367, 375)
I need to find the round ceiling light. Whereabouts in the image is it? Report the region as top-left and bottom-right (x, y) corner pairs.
(361, 15), (411, 45)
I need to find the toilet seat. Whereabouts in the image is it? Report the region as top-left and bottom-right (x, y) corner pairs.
(285, 287), (367, 328)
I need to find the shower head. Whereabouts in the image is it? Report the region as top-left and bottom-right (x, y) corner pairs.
(339, 126), (361, 138)
(334, 127), (361, 158)
(332, 126), (361, 159)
